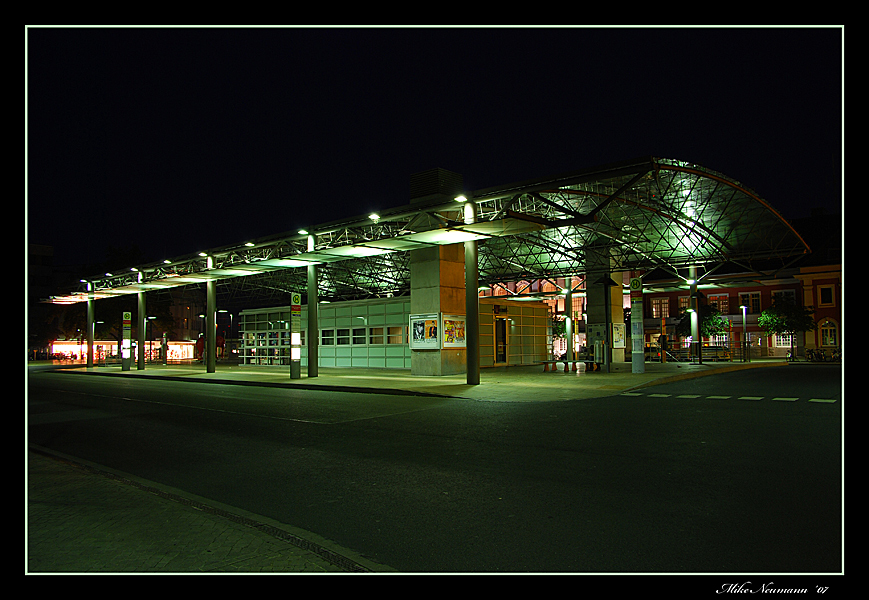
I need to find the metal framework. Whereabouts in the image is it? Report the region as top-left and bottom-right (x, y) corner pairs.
(47, 157), (810, 307)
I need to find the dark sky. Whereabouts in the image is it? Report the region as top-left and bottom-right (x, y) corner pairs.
(26, 26), (843, 270)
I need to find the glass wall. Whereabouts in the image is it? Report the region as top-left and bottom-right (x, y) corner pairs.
(239, 296), (551, 369)
(239, 297), (412, 368)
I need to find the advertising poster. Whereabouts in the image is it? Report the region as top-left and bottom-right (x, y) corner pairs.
(442, 315), (467, 348)
(612, 323), (626, 349)
(410, 314), (440, 349)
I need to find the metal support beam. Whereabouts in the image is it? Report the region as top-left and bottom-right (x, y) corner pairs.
(690, 265), (702, 364)
(565, 287), (574, 361)
(207, 257), (216, 373)
(307, 234), (319, 378)
(464, 200), (480, 385)
(137, 288), (145, 370)
(86, 282), (94, 369)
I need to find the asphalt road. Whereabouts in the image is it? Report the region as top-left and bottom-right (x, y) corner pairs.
(27, 365), (842, 573)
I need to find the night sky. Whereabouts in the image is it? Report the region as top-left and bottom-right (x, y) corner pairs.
(26, 26), (843, 272)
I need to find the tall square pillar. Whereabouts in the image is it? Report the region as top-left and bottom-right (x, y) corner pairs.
(410, 244), (467, 376)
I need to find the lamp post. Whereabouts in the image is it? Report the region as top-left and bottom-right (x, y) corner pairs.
(740, 304), (748, 362)
(147, 316), (156, 363)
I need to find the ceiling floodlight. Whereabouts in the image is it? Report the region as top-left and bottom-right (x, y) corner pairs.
(369, 213), (380, 222)
(244, 242), (255, 247)
(454, 195), (467, 203)
(199, 252), (208, 257)
(105, 273), (112, 277)
(298, 229), (309, 235)
(163, 259), (171, 264)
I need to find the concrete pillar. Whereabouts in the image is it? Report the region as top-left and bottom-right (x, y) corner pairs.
(410, 243), (466, 376)
(307, 234), (319, 378)
(408, 168), (467, 376)
(586, 250), (625, 371)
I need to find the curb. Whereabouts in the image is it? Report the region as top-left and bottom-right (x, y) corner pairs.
(28, 445), (398, 573)
(624, 361), (788, 391)
(51, 368), (455, 399)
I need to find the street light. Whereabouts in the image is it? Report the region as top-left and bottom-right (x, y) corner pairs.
(740, 304), (748, 363)
(147, 316), (156, 362)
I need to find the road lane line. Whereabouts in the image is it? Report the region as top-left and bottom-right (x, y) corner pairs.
(772, 397), (798, 402)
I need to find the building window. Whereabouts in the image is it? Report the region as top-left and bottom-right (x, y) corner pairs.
(352, 327), (366, 345)
(775, 333), (794, 348)
(820, 321), (838, 347)
(321, 329), (334, 346)
(336, 328), (351, 345)
(369, 327), (385, 345)
(652, 297), (669, 319)
(707, 294), (729, 314)
(678, 296), (689, 312)
(772, 290), (796, 305)
(739, 292), (761, 314)
(818, 286), (835, 307)
(387, 326), (404, 344)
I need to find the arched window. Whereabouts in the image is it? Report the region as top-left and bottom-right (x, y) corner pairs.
(820, 320), (838, 347)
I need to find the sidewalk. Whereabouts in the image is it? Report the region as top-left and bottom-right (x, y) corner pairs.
(38, 357), (790, 402)
(27, 358), (789, 574)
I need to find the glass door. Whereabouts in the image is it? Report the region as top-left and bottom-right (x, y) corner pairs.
(495, 317), (508, 364)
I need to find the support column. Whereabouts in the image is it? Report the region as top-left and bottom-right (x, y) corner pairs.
(586, 248), (624, 373)
(137, 287), (146, 370)
(87, 282), (94, 369)
(565, 286), (574, 361)
(630, 271), (644, 374)
(408, 168), (467, 376)
(307, 234), (319, 378)
(690, 265), (701, 364)
(206, 257), (216, 373)
(464, 200), (479, 385)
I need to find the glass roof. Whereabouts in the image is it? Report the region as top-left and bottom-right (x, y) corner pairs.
(46, 157), (810, 306)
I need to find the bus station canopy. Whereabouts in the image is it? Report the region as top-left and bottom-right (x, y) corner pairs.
(46, 156), (811, 306)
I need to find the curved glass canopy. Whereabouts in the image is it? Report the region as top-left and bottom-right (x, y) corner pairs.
(47, 157), (810, 305)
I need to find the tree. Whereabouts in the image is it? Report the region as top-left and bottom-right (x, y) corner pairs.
(757, 296), (817, 359)
(676, 304), (729, 339)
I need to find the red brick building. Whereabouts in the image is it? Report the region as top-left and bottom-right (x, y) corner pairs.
(639, 209), (841, 359)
